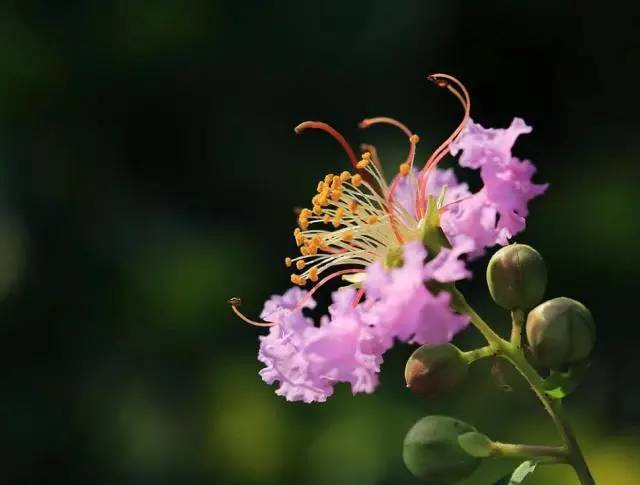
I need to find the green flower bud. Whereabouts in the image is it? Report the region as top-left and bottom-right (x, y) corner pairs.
(487, 244), (547, 311)
(405, 344), (468, 398)
(526, 297), (596, 370)
(403, 415), (481, 483)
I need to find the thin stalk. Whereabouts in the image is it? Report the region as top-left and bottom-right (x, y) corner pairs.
(510, 309), (525, 348)
(492, 441), (567, 460)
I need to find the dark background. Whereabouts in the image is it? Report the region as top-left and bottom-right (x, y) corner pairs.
(1, 1), (639, 484)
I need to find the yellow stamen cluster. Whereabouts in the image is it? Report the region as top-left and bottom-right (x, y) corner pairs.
(283, 150), (421, 287)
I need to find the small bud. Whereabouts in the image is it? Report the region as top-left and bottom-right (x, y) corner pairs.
(526, 297), (596, 370)
(403, 415), (481, 482)
(405, 344), (468, 398)
(487, 244), (547, 311)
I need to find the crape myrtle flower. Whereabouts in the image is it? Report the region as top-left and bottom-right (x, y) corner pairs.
(229, 74), (547, 402)
(442, 118), (548, 258)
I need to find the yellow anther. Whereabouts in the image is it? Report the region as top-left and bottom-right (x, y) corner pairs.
(335, 207), (345, 218)
(362, 151), (371, 160)
(316, 181), (325, 193)
(312, 235), (323, 246)
(296, 260), (306, 270)
(300, 208), (312, 218)
(332, 216), (342, 228)
(330, 189), (342, 202)
(290, 274), (307, 286)
(340, 171), (351, 181)
(298, 218), (309, 230)
(300, 246), (309, 256)
(307, 244), (318, 256)
(331, 175), (342, 188)
(285, 257), (292, 267)
(351, 174), (363, 186)
(324, 173), (334, 184)
(399, 163), (410, 176)
(294, 228), (304, 246)
(342, 231), (353, 242)
(309, 266), (319, 282)
(410, 134), (420, 144)
(313, 205), (323, 215)
(367, 215), (379, 224)
(322, 214), (330, 224)
(348, 200), (359, 213)
(356, 159), (370, 169)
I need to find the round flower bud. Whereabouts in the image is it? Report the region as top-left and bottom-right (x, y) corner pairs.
(526, 297), (596, 370)
(486, 244), (547, 311)
(405, 344), (468, 398)
(403, 415), (481, 483)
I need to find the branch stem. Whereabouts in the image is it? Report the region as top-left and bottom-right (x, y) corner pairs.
(453, 289), (594, 485)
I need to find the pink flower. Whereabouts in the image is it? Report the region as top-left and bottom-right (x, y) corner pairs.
(258, 287), (384, 402)
(442, 118), (548, 257)
(258, 288), (332, 403)
(364, 240), (471, 349)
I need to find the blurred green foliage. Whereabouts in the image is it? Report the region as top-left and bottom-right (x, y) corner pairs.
(0, 1), (639, 484)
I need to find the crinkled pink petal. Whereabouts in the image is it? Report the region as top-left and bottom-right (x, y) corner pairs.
(443, 118), (547, 257)
(258, 287), (385, 402)
(363, 241), (471, 348)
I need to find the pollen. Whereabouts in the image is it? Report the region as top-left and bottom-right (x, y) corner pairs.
(399, 163), (410, 176)
(410, 134), (420, 144)
(309, 266), (319, 282)
(284, 122), (417, 289)
(290, 274), (307, 286)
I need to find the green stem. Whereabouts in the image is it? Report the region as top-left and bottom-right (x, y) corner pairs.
(453, 289), (595, 485)
(461, 345), (495, 364)
(510, 309), (525, 348)
(492, 441), (567, 460)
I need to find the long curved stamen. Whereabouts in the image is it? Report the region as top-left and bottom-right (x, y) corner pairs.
(416, 74), (471, 218)
(359, 117), (412, 137)
(228, 297), (275, 327)
(295, 121), (359, 170)
(294, 268), (363, 311)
